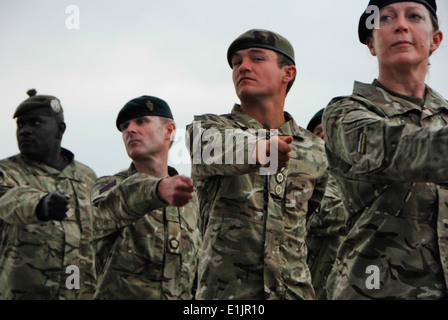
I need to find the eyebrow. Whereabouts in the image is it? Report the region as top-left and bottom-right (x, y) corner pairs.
(17, 116), (45, 122)
(382, 5), (425, 12)
(232, 48), (268, 59)
(248, 48), (268, 54)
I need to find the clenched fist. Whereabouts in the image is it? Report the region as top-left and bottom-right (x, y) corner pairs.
(36, 191), (71, 221)
(157, 175), (194, 207)
(253, 135), (293, 172)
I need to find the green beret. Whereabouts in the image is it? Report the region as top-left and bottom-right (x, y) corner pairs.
(116, 95), (174, 131)
(13, 89), (63, 119)
(306, 108), (325, 132)
(358, 0), (437, 44)
(227, 29), (295, 68)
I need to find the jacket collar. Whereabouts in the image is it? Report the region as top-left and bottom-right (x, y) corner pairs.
(230, 104), (303, 138)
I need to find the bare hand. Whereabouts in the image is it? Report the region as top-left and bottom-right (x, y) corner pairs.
(253, 135), (293, 171)
(157, 175), (194, 207)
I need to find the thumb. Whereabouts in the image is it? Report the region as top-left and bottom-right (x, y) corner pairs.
(280, 136), (293, 144)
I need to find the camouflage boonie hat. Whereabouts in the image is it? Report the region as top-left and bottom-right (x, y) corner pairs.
(13, 89), (63, 119)
(116, 95), (174, 131)
(227, 29), (295, 67)
(358, 0), (437, 44)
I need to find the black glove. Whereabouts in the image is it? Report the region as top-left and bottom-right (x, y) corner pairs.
(36, 191), (71, 221)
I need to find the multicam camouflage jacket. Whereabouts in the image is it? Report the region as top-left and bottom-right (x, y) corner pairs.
(186, 104), (328, 300)
(91, 164), (201, 300)
(306, 173), (347, 300)
(0, 150), (97, 299)
(323, 80), (448, 300)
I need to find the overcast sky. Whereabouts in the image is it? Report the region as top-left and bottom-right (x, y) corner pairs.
(1, 0), (447, 177)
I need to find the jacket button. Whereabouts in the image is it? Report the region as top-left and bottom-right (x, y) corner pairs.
(275, 185), (283, 196)
(170, 238), (179, 249)
(276, 173), (285, 184)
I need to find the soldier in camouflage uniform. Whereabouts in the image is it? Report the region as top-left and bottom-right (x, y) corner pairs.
(323, 0), (448, 299)
(91, 96), (201, 300)
(186, 29), (328, 300)
(0, 89), (97, 299)
(305, 109), (348, 300)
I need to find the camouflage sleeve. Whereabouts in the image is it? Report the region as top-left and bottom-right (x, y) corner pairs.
(323, 98), (448, 183)
(0, 168), (47, 225)
(308, 174), (348, 237)
(307, 168), (329, 220)
(76, 161), (97, 181)
(186, 116), (262, 180)
(91, 173), (168, 239)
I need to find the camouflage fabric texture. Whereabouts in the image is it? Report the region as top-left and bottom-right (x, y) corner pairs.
(306, 173), (347, 300)
(91, 165), (201, 300)
(186, 104), (328, 300)
(0, 150), (97, 299)
(323, 81), (448, 299)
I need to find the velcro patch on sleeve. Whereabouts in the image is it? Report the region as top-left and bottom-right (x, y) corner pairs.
(99, 180), (117, 194)
(357, 132), (366, 155)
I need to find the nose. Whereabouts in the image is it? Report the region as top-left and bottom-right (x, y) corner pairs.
(394, 15), (409, 33)
(125, 121), (138, 134)
(18, 123), (32, 135)
(238, 57), (252, 73)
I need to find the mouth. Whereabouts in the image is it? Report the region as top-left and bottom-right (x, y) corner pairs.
(392, 40), (413, 47)
(127, 138), (141, 146)
(18, 139), (35, 145)
(238, 77), (255, 85)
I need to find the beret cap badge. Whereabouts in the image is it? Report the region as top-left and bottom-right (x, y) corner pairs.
(50, 99), (62, 113)
(146, 100), (154, 111)
(13, 89), (64, 119)
(227, 28), (295, 68)
(116, 95), (174, 131)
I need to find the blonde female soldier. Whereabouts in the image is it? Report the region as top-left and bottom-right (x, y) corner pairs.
(323, 0), (448, 299)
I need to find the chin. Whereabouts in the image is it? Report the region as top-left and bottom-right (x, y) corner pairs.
(20, 151), (41, 161)
(387, 55), (426, 68)
(127, 149), (141, 159)
(128, 150), (151, 162)
(237, 89), (260, 102)
(19, 146), (36, 156)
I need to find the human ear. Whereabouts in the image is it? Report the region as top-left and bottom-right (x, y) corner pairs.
(430, 29), (443, 54)
(57, 122), (66, 139)
(165, 121), (176, 143)
(366, 37), (377, 56)
(283, 65), (296, 84)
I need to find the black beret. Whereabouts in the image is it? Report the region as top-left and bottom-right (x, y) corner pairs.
(307, 108), (325, 132)
(13, 89), (63, 119)
(358, 0), (437, 44)
(116, 95), (173, 131)
(227, 29), (295, 68)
